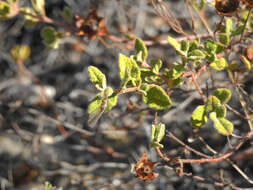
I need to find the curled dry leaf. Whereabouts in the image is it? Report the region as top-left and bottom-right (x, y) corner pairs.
(74, 8), (107, 40)
(243, 43), (253, 60)
(134, 152), (159, 181)
(215, 0), (239, 16)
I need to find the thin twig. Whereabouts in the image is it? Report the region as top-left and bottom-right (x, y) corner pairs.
(28, 109), (94, 136)
(227, 70), (253, 130)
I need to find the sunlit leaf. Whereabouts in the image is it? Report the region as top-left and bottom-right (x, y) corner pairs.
(88, 66), (107, 91)
(190, 105), (207, 128)
(142, 85), (172, 110)
(210, 112), (233, 135)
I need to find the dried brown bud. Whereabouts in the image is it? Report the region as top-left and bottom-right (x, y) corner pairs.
(215, 0), (239, 16)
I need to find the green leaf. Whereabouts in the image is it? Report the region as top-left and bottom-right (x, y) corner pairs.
(231, 25), (244, 36)
(135, 38), (148, 61)
(215, 43), (224, 54)
(205, 96), (221, 113)
(88, 87), (113, 114)
(225, 18), (233, 34)
(227, 61), (238, 71)
(0, 1), (17, 20)
(190, 105), (207, 128)
(150, 123), (166, 148)
(140, 68), (155, 82)
(166, 64), (184, 79)
(210, 112), (233, 135)
(188, 49), (206, 60)
(87, 87), (115, 127)
(168, 36), (180, 51)
(215, 105), (226, 118)
(118, 53), (141, 88)
(142, 85), (172, 110)
(204, 40), (217, 53)
(41, 26), (59, 49)
(150, 59), (162, 74)
(219, 33), (230, 45)
(105, 93), (118, 112)
(88, 66), (107, 91)
(188, 40), (199, 52)
(199, 0), (205, 10)
(210, 57), (227, 71)
(167, 78), (182, 87)
(31, 0), (45, 15)
(206, 52), (216, 62)
(10, 44), (30, 61)
(180, 40), (189, 52)
(88, 94), (103, 114)
(61, 6), (72, 24)
(213, 88), (231, 104)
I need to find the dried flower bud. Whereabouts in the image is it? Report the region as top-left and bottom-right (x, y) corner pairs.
(215, 0), (239, 16)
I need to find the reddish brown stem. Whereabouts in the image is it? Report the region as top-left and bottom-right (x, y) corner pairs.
(180, 130), (253, 164)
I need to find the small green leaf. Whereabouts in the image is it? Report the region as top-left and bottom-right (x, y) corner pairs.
(215, 105), (226, 118)
(188, 40), (199, 52)
(150, 123), (165, 148)
(87, 87), (115, 127)
(210, 112), (233, 135)
(88, 92), (104, 114)
(225, 18), (233, 34)
(231, 25), (244, 36)
(140, 68), (155, 82)
(210, 57), (227, 71)
(41, 26), (59, 49)
(205, 96), (221, 113)
(215, 43), (224, 54)
(88, 66), (107, 91)
(118, 53), (141, 88)
(206, 52), (216, 62)
(61, 6), (72, 24)
(213, 88), (231, 104)
(89, 88), (113, 113)
(204, 40), (217, 53)
(0, 1), (17, 20)
(219, 33), (229, 45)
(190, 105), (207, 128)
(199, 0), (205, 10)
(180, 40), (189, 52)
(227, 61), (238, 71)
(31, 0), (45, 15)
(167, 64), (184, 79)
(105, 93), (118, 112)
(188, 49), (206, 60)
(150, 59), (162, 74)
(135, 38), (148, 61)
(167, 78), (182, 87)
(168, 36), (181, 51)
(10, 44), (30, 61)
(142, 85), (172, 110)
